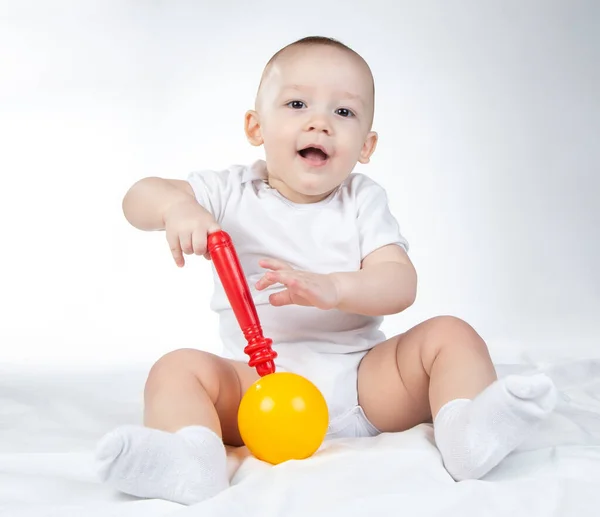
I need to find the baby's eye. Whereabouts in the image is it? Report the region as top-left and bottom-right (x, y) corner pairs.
(336, 108), (355, 118)
(287, 100), (305, 109)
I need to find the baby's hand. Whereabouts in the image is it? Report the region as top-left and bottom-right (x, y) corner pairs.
(163, 199), (220, 267)
(255, 258), (341, 310)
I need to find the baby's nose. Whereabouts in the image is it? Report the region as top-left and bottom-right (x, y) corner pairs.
(305, 114), (332, 134)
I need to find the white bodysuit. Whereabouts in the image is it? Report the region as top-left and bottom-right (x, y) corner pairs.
(187, 160), (409, 438)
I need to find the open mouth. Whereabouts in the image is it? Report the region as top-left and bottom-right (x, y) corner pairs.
(298, 146), (329, 166)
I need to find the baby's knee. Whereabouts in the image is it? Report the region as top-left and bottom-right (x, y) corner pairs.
(424, 315), (489, 355)
(145, 348), (222, 396)
(149, 348), (211, 374)
(428, 315), (478, 338)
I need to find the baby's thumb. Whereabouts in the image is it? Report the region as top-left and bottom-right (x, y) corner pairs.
(204, 222), (221, 260)
(207, 221), (221, 234)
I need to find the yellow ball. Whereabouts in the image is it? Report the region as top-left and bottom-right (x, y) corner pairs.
(238, 372), (329, 465)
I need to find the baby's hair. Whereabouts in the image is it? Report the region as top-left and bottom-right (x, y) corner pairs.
(258, 35), (374, 96)
(265, 36), (359, 68)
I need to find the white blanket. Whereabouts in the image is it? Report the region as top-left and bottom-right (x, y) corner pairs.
(1, 360), (600, 517)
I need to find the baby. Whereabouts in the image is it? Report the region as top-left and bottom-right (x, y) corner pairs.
(96, 36), (557, 505)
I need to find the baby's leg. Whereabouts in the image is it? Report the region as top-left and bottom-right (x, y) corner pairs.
(357, 316), (556, 480)
(96, 349), (258, 505)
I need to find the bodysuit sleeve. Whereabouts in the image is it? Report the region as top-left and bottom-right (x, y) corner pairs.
(353, 174), (409, 259)
(186, 167), (239, 223)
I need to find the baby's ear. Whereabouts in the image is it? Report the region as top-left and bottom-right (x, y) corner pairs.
(357, 131), (378, 164)
(244, 110), (263, 146)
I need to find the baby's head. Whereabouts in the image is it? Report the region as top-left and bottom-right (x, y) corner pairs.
(245, 37), (377, 203)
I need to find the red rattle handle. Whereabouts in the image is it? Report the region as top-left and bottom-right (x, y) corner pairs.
(206, 230), (277, 377)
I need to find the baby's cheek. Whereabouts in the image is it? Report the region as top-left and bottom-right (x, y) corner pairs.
(264, 129), (291, 153)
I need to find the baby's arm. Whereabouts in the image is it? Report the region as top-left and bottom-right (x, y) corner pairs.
(122, 177), (220, 266)
(123, 177), (204, 231)
(257, 245), (417, 316)
(331, 244), (417, 317)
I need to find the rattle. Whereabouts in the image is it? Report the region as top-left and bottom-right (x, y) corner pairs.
(207, 230), (329, 465)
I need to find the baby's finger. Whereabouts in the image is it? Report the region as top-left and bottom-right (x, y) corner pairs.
(206, 221), (222, 234)
(180, 234), (193, 255)
(269, 290), (293, 307)
(255, 272), (280, 290)
(271, 270), (302, 288)
(259, 258), (293, 271)
(191, 229), (207, 256)
(166, 233), (184, 267)
(201, 221), (221, 259)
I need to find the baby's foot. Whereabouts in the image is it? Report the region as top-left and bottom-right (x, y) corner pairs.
(96, 424), (228, 505)
(434, 373), (557, 480)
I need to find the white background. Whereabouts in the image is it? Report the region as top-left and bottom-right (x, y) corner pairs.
(1, 0), (598, 368)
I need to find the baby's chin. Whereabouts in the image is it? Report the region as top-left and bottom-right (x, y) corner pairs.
(291, 182), (340, 202)
(266, 168), (345, 202)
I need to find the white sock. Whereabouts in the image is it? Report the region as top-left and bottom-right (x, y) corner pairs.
(433, 373), (557, 481)
(95, 424), (228, 505)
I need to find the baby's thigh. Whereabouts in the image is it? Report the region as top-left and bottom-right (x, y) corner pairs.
(145, 348), (259, 441)
(357, 333), (431, 432)
(147, 348), (258, 395)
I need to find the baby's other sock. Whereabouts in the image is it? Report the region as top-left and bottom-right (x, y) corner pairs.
(433, 374), (557, 480)
(96, 424), (228, 505)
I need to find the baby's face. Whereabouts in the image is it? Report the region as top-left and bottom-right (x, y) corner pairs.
(246, 46), (377, 203)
